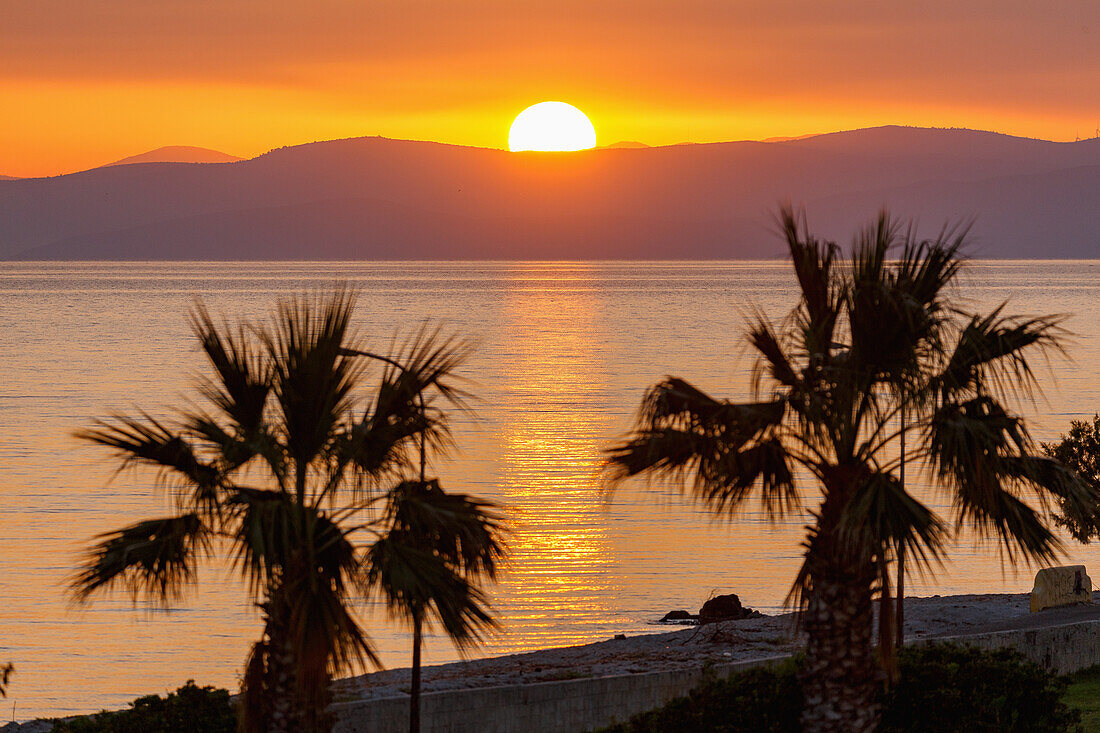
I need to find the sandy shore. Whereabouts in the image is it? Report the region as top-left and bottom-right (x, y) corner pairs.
(334, 592), (1100, 702)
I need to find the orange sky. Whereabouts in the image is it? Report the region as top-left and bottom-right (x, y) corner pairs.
(3, 0), (1098, 177)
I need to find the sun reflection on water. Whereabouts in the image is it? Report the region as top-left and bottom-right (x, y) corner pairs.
(490, 268), (627, 652)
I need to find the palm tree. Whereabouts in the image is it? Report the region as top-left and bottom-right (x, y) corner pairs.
(341, 340), (506, 733)
(606, 206), (1098, 732)
(72, 290), (481, 733)
(368, 479), (504, 733)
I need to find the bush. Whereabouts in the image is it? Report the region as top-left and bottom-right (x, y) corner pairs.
(51, 681), (236, 733)
(881, 645), (1081, 733)
(1044, 414), (1100, 542)
(597, 645), (1081, 733)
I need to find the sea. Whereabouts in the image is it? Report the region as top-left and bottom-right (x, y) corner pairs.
(2, 260), (1100, 719)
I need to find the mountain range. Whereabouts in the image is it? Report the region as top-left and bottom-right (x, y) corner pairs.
(1, 126), (1097, 259)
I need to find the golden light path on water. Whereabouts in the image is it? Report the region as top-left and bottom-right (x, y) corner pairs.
(492, 274), (619, 650)
(1, 260), (1100, 718)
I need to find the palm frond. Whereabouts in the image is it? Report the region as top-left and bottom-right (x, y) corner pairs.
(639, 378), (784, 432)
(927, 397), (1060, 563)
(190, 303), (273, 437)
(749, 318), (799, 389)
(388, 323), (475, 414)
(77, 415), (223, 512)
(326, 325), (473, 503)
(186, 414), (286, 484)
(936, 306), (1066, 402)
(232, 492), (379, 681)
(605, 426), (715, 482)
(367, 536), (495, 651)
(263, 287), (362, 476)
(784, 517), (819, 613)
(383, 479), (506, 577)
(850, 209), (896, 289)
(606, 379), (794, 517)
(699, 437), (798, 518)
(228, 487), (297, 593)
(73, 513), (208, 605)
(345, 370), (447, 482)
(1007, 454), (1100, 544)
(894, 226), (966, 310)
(836, 471), (944, 575)
(285, 566), (378, 684)
(775, 204), (840, 352)
(337, 412), (422, 487)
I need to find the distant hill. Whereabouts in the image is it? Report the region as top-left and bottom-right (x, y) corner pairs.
(600, 141), (650, 149)
(3, 126), (1098, 260)
(0, 174), (19, 180)
(105, 145), (242, 167)
(762, 133), (822, 142)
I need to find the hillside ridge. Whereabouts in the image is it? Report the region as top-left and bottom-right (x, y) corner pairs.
(3, 127), (1097, 260)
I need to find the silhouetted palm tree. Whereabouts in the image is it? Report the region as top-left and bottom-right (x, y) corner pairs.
(606, 206), (1098, 732)
(72, 290), (489, 733)
(369, 479), (504, 733)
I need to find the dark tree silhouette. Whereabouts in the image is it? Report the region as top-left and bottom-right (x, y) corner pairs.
(72, 290), (505, 733)
(368, 479), (504, 733)
(1045, 414), (1100, 542)
(606, 206), (1097, 732)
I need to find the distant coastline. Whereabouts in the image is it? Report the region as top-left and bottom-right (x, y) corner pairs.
(2, 126), (1098, 261)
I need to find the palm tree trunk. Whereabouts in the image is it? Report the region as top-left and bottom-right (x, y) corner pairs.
(410, 611), (423, 733)
(240, 638), (269, 733)
(896, 543), (906, 647)
(244, 591), (300, 733)
(896, 404), (906, 648)
(298, 632), (336, 733)
(284, 550), (336, 733)
(801, 538), (880, 732)
(301, 670), (335, 733)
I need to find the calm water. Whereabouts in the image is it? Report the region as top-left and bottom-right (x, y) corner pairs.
(2, 260), (1100, 719)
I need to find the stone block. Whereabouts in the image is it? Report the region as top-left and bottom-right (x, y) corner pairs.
(1031, 565), (1092, 613)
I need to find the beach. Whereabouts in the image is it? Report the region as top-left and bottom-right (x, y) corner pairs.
(6, 593), (1100, 732)
(334, 592), (1100, 703)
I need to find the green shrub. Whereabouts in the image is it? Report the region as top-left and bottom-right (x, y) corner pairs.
(51, 681), (236, 733)
(882, 644), (1081, 733)
(596, 645), (1081, 733)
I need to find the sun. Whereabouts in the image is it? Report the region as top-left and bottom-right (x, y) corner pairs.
(508, 102), (597, 152)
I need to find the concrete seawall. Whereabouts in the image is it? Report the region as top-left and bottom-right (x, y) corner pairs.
(918, 619), (1100, 675)
(333, 619), (1100, 733)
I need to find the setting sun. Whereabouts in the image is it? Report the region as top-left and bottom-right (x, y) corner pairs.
(508, 101), (597, 152)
